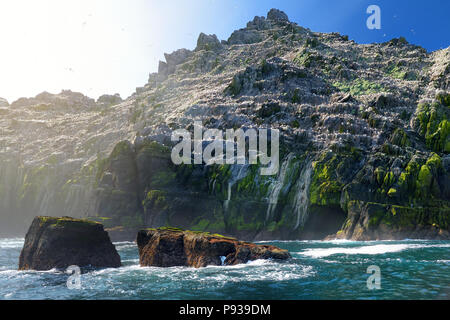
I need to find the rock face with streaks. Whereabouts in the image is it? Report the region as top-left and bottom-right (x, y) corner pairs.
(137, 227), (291, 268)
(1, 8), (449, 240)
(18, 216), (121, 270)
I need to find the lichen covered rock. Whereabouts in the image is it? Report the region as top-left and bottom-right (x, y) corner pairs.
(18, 216), (121, 270)
(137, 227), (290, 268)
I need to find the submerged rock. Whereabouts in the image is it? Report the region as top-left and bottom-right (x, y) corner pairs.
(137, 228), (291, 268)
(18, 216), (121, 271)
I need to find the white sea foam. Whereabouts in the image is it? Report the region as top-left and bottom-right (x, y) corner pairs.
(245, 259), (271, 266)
(0, 269), (22, 276)
(0, 238), (24, 249)
(115, 244), (138, 250)
(257, 239), (373, 245)
(298, 244), (408, 258)
(299, 244), (411, 258)
(0, 268), (62, 276)
(113, 241), (136, 246)
(436, 260), (450, 264)
(319, 239), (361, 245)
(88, 258), (314, 283)
(90, 264), (143, 276)
(190, 263), (315, 282)
(3, 293), (13, 299)
(297, 243), (450, 258)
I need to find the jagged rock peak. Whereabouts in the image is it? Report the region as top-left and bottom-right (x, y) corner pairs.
(97, 93), (123, 106)
(267, 8), (289, 22)
(137, 228), (291, 268)
(246, 15), (271, 30)
(158, 48), (194, 77)
(18, 216), (121, 271)
(164, 48), (192, 66)
(195, 32), (222, 51)
(11, 90), (95, 108)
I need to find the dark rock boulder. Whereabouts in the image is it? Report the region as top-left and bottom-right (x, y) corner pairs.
(137, 227), (291, 268)
(19, 216), (121, 271)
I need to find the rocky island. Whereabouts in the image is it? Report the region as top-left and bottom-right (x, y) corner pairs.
(18, 216), (121, 270)
(137, 227), (291, 267)
(0, 8), (449, 241)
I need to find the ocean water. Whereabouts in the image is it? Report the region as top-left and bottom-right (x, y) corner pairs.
(0, 238), (448, 300)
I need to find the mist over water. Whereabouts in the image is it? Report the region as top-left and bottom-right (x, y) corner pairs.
(0, 238), (448, 300)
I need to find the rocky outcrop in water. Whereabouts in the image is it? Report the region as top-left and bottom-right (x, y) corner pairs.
(137, 227), (290, 268)
(97, 93), (123, 106)
(1, 8), (449, 240)
(18, 216), (121, 270)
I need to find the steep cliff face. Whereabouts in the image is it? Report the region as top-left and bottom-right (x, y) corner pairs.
(0, 90), (135, 235)
(1, 9), (449, 240)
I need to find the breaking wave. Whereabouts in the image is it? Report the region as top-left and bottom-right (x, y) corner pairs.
(297, 243), (450, 258)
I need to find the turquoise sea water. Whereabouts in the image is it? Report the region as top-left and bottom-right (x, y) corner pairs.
(0, 238), (448, 300)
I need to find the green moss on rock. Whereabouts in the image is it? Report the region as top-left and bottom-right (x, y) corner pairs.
(333, 79), (385, 96)
(415, 102), (450, 153)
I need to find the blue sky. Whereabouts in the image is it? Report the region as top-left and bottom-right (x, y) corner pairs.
(0, 0), (449, 102)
